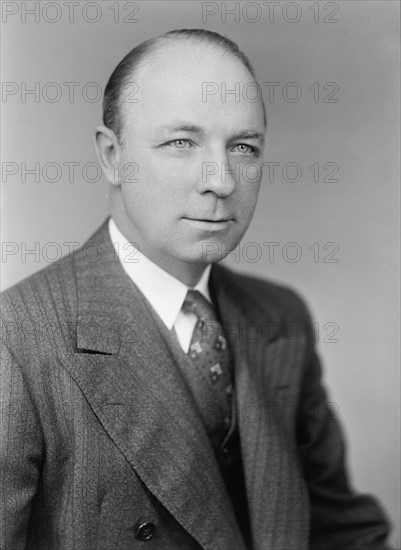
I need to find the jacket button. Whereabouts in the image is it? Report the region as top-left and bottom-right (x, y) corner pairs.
(220, 447), (232, 464)
(135, 521), (156, 541)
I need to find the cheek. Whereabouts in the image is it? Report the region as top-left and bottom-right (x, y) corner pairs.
(238, 181), (261, 213)
(121, 180), (180, 238)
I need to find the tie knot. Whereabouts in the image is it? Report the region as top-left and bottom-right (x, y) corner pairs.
(183, 289), (217, 322)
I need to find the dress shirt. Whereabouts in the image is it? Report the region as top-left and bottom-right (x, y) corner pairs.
(108, 217), (212, 352)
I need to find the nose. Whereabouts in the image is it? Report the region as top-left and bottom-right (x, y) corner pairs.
(197, 148), (238, 198)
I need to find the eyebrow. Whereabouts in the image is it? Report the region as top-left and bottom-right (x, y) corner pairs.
(230, 130), (265, 145)
(153, 124), (265, 144)
(153, 124), (205, 137)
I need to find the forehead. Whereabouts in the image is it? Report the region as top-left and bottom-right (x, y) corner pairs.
(122, 41), (266, 136)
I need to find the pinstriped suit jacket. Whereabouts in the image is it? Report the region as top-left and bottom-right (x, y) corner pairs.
(0, 218), (391, 550)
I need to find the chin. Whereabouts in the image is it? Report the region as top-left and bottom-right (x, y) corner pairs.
(179, 240), (238, 265)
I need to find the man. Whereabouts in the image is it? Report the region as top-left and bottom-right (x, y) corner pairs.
(0, 29), (391, 550)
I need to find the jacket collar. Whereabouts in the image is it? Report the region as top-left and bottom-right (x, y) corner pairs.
(68, 218), (247, 549)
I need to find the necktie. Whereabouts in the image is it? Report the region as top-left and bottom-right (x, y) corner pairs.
(182, 291), (251, 546)
(182, 289), (233, 428)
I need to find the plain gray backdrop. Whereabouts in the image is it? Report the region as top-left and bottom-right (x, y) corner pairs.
(1, 1), (400, 546)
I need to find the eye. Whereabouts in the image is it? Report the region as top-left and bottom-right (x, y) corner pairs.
(231, 143), (257, 155)
(167, 139), (194, 149)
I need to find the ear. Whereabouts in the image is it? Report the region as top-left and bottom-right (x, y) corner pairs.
(94, 125), (122, 186)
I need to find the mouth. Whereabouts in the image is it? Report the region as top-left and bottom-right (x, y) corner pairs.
(184, 216), (233, 223)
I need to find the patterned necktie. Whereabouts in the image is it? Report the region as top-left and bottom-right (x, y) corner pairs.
(182, 289), (233, 426)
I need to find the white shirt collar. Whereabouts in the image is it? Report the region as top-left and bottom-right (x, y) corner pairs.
(108, 217), (212, 329)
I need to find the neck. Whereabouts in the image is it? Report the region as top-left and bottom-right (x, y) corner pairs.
(151, 258), (208, 288)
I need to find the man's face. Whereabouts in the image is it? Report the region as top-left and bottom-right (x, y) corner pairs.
(117, 42), (266, 272)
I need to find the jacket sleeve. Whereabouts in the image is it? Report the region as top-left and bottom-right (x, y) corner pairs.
(296, 332), (392, 550)
(0, 343), (43, 550)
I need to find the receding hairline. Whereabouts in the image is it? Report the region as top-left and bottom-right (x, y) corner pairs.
(121, 35), (260, 91)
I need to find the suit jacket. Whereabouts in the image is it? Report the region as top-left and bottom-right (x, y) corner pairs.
(0, 218), (391, 550)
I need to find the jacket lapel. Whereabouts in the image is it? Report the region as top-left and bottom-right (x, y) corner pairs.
(60, 219), (246, 550)
(212, 265), (310, 550)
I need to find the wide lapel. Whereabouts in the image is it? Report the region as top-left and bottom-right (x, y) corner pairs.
(211, 264), (310, 550)
(60, 219), (247, 550)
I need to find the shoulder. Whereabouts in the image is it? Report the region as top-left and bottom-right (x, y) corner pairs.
(0, 252), (78, 361)
(212, 263), (312, 327)
(1, 251), (77, 322)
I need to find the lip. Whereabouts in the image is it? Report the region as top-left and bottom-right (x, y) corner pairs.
(183, 217), (233, 230)
(190, 219), (231, 223)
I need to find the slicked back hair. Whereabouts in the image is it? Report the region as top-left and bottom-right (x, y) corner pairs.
(102, 28), (265, 144)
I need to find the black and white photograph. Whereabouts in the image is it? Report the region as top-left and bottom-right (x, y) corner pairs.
(1, 1), (399, 549)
